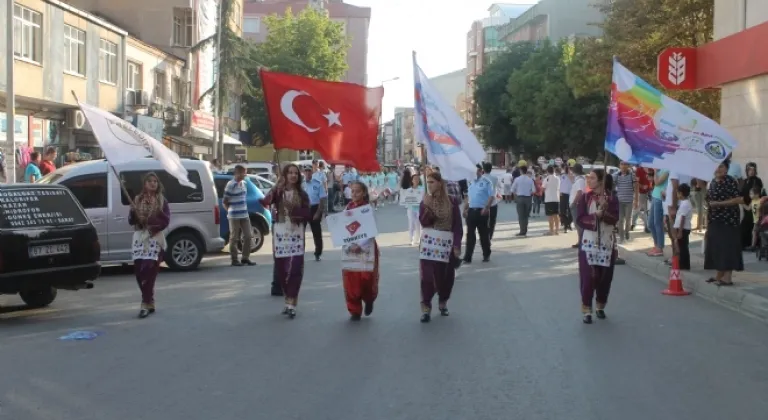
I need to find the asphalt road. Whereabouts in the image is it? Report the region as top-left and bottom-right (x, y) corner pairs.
(2, 202), (768, 420)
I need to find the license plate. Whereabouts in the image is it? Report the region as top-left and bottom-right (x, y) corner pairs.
(28, 243), (70, 258)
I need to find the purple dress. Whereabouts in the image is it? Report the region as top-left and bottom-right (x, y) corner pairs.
(576, 191), (619, 313)
(261, 188), (311, 306)
(129, 200), (171, 308)
(418, 197), (463, 312)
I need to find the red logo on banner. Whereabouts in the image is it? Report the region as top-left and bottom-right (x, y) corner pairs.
(345, 221), (361, 236)
(658, 47), (698, 90)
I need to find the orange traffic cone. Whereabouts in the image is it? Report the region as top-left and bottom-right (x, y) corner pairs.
(662, 255), (690, 296)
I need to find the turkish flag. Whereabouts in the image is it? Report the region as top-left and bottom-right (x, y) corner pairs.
(259, 69), (384, 171)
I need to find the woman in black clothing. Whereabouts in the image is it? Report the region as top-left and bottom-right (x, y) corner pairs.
(740, 162), (763, 248)
(704, 160), (744, 286)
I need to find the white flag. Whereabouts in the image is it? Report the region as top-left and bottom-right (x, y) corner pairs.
(413, 54), (485, 181)
(77, 101), (196, 188)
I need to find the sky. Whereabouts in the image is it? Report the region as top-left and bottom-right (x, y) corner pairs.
(345, 0), (538, 121)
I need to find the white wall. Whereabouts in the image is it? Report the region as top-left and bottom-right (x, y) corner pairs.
(126, 40), (188, 107)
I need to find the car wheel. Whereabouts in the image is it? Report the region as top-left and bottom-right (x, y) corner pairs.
(236, 224), (265, 253)
(166, 232), (203, 271)
(19, 287), (58, 308)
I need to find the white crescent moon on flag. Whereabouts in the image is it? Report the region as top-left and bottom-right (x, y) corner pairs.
(280, 90), (319, 133)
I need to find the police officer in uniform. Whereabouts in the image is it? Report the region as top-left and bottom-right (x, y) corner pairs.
(462, 164), (494, 263)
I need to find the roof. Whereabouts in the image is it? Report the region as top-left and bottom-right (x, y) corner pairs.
(489, 3), (537, 18)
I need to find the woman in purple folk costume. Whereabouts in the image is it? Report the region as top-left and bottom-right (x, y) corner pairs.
(576, 169), (619, 324)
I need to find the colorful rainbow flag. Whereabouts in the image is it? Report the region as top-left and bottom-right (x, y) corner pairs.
(605, 60), (736, 180)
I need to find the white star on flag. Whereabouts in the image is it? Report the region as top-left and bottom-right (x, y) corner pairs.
(323, 109), (342, 127)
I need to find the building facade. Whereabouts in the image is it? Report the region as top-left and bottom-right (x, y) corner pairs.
(393, 107), (415, 163)
(0, 0), (128, 168)
(63, 0), (246, 160)
(242, 0), (370, 85)
(498, 0), (605, 43)
(429, 69), (466, 114)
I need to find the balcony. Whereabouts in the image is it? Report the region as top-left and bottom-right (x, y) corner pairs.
(148, 102), (188, 136)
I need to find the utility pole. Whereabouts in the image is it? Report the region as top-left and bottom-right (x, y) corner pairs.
(5, 0), (16, 183)
(212, 0), (224, 160)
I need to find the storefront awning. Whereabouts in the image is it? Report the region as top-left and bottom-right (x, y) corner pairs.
(190, 127), (243, 146)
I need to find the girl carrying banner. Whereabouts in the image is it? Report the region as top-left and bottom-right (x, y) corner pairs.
(260, 163), (311, 318)
(418, 172), (463, 323)
(341, 181), (380, 321)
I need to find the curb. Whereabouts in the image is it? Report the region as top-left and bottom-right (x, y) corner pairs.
(619, 245), (768, 324)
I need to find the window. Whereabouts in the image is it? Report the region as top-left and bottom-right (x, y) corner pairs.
(13, 4), (42, 63)
(127, 62), (142, 90)
(99, 39), (118, 84)
(213, 178), (229, 199)
(154, 71), (166, 101)
(62, 174), (109, 209)
(243, 16), (260, 33)
(64, 25), (86, 75)
(119, 170), (204, 205)
(171, 77), (182, 104)
(173, 8), (194, 47)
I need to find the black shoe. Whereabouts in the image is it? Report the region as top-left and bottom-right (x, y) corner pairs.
(482, 257), (490, 263)
(350, 314), (362, 321)
(231, 260), (243, 267)
(241, 260), (256, 266)
(462, 258), (472, 264)
(583, 313), (593, 324)
(287, 308), (296, 319)
(271, 289), (284, 297)
(138, 308), (151, 319)
(516, 232), (525, 237)
(439, 307), (449, 316)
(596, 309), (606, 319)
(364, 301), (374, 316)
(315, 255), (321, 261)
(420, 313), (431, 323)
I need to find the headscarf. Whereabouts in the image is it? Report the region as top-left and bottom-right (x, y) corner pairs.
(423, 172), (452, 231)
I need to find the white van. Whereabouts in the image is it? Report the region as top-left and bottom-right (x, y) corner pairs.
(39, 158), (225, 271)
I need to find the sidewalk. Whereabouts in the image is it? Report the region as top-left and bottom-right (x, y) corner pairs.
(618, 228), (768, 323)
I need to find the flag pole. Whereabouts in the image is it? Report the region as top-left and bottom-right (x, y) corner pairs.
(412, 51), (429, 188)
(70, 90), (134, 206)
(5, 0), (16, 183)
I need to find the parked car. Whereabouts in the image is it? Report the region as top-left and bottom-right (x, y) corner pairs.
(39, 158), (225, 271)
(213, 173), (272, 253)
(0, 183), (100, 308)
(222, 162), (277, 182)
(248, 174), (274, 197)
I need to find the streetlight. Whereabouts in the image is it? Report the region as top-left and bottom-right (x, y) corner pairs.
(378, 77), (399, 164)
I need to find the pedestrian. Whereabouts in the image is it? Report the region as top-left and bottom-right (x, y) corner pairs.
(615, 161), (638, 242)
(703, 160), (744, 286)
(674, 183), (693, 270)
(342, 181), (380, 321)
(386, 167), (400, 204)
(569, 164), (587, 248)
(418, 171), (463, 322)
(532, 172), (543, 217)
(40, 146), (57, 176)
(647, 169), (669, 256)
(403, 171), (423, 246)
(543, 165), (561, 235)
(631, 166), (652, 233)
(128, 172), (171, 319)
(24, 151), (42, 183)
(224, 165), (256, 266)
(559, 164), (573, 232)
(303, 167), (327, 261)
(482, 162), (500, 240)
(260, 163), (312, 318)
(462, 164), (494, 262)
(575, 169), (619, 324)
(501, 168), (513, 203)
(510, 162), (535, 236)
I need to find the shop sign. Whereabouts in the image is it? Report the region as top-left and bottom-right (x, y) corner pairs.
(657, 47), (697, 90)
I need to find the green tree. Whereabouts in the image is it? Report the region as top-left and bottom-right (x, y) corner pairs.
(507, 40), (607, 158)
(241, 8), (349, 146)
(472, 42), (537, 153)
(566, 0), (719, 119)
(191, 0), (256, 158)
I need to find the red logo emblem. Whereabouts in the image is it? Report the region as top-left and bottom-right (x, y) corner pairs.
(657, 47), (697, 90)
(345, 221), (361, 235)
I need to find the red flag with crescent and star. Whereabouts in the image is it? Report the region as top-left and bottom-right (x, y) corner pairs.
(259, 69), (384, 171)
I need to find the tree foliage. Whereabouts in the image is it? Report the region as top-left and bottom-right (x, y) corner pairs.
(241, 8), (349, 146)
(473, 42), (537, 152)
(566, 0), (719, 119)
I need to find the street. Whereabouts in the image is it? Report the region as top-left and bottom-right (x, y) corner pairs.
(2, 203), (768, 420)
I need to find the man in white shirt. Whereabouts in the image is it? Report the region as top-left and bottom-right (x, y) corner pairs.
(568, 164), (587, 248)
(543, 166), (561, 235)
(664, 171), (692, 256)
(559, 166), (574, 233)
(482, 162), (501, 240)
(501, 169), (514, 203)
(510, 162), (535, 237)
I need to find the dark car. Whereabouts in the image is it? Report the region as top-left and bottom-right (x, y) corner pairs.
(213, 174), (272, 253)
(0, 184), (100, 308)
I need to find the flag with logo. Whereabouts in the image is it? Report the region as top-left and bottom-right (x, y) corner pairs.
(413, 53), (485, 181)
(605, 60), (737, 180)
(76, 100), (196, 188)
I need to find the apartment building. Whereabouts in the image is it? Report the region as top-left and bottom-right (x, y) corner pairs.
(63, 0), (246, 159)
(243, 0), (370, 85)
(393, 107), (416, 163)
(498, 0), (604, 43)
(0, 0), (127, 162)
